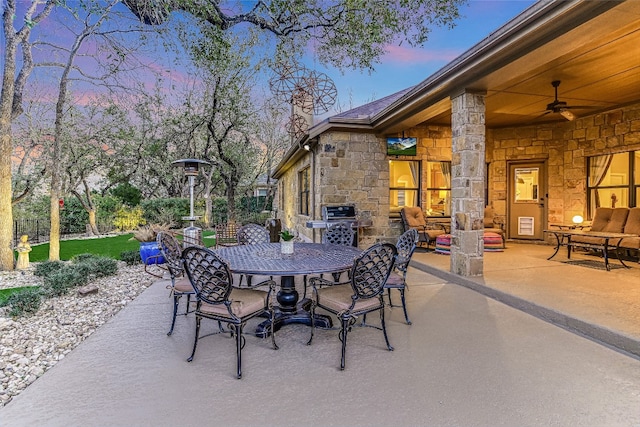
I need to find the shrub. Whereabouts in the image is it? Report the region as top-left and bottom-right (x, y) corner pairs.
(113, 205), (146, 231)
(71, 253), (96, 263)
(120, 250), (140, 265)
(141, 198), (190, 225)
(86, 256), (118, 278)
(4, 287), (43, 317)
(109, 182), (142, 207)
(132, 223), (171, 242)
(71, 253), (119, 278)
(60, 197), (89, 234)
(34, 260), (65, 277)
(43, 266), (88, 297)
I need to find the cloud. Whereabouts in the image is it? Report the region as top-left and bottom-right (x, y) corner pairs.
(382, 44), (460, 64)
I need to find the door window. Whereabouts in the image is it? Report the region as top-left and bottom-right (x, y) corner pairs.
(514, 168), (539, 202)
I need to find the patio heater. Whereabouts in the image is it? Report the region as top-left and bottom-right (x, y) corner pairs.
(172, 158), (210, 248)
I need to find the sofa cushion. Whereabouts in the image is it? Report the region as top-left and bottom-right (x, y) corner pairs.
(623, 207), (640, 235)
(591, 207), (629, 233)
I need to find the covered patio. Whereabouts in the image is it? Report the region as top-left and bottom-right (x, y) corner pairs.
(411, 243), (640, 358)
(273, 0), (640, 279)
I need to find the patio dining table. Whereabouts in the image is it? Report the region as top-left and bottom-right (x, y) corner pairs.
(216, 242), (362, 336)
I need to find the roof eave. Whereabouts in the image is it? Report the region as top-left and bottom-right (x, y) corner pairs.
(371, 0), (622, 131)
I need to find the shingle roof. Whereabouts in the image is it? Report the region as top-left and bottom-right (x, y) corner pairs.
(330, 86), (415, 120)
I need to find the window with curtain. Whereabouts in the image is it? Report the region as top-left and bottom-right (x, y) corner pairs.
(586, 152), (634, 217)
(299, 166), (310, 216)
(389, 160), (420, 217)
(425, 161), (451, 217)
(635, 151), (640, 205)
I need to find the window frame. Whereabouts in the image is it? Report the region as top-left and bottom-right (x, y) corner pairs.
(424, 161), (452, 218)
(586, 151), (638, 218)
(389, 159), (421, 217)
(298, 166), (310, 216)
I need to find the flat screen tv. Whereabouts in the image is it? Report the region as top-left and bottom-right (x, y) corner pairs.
(387, 137), (417, 156)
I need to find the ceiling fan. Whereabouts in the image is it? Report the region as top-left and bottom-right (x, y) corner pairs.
(539, 80), (592, 121)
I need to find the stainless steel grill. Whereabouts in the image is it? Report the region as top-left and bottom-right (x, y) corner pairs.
(322, 205), (356, 222)
(306, 205), (372, 246)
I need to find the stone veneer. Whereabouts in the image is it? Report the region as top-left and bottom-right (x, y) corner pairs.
(450, 91), (486, 276)
(276, 101), (640, 258)
(488, 102), (640, 240)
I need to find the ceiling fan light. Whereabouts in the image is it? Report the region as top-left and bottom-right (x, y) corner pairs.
(560, 109), (576, 121)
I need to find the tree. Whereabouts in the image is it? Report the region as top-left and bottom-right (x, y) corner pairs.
(252, 98), (289, 212)
(122, 0), (465, 71)
(183, 26), (265, 223)
(1, 0), (57, 271)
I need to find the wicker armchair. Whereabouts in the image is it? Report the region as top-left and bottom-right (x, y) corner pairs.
(156, 231), (194, 336)
(182, 246), (278, 379)
(307, 243), (397, 370)
(400, 207), (446, 250)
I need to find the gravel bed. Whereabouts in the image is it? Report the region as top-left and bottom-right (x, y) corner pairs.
(0, 263), (160, 407)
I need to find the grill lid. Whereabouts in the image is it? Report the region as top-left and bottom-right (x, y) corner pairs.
(322, 205), (356, 221)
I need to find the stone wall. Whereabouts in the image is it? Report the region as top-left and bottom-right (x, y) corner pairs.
(488, 102), (640, 230)
(276, 102), (640, 248)
(315, 131), (393, 247)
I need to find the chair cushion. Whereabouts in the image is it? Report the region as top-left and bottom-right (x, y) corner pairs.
(403, 207), (426, 228)
(174, 277), (194, 293)
(485, 227), (504, 236)
(483, 232), (504, 252)
(316, 284), (381, 313)
(384, 272), (405, 289)
(435, 234), (451, 254)
(484, 206), (496, 228)
(199, 288), (268, 319)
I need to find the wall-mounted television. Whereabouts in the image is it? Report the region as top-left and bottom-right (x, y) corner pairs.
(387, 137), (417, 156)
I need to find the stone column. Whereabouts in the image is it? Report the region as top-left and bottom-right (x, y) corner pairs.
(450, 91), (486, 276)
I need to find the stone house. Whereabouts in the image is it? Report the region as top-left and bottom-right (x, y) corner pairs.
(272, 1), (640, 277)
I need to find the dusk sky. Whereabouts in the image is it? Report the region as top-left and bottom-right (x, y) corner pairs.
(4, 1), (536, 118)
(311, 0), (536, 111)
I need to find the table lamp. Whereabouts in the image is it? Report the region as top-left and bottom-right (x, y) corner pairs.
(572, 215), (584, 225)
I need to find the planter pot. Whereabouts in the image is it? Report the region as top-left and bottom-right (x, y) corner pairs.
(280, 240), (294, 255)
(139, 241), (165, 265)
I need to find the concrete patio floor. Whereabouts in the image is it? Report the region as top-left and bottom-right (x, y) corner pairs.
(0, 241), (639, 426)
(411, 241), (640, 359)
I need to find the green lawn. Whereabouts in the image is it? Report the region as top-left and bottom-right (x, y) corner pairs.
(26, 231), (216, 262)
(28, 234), (140, 262)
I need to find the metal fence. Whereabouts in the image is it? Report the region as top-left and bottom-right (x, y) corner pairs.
(12, 219), (114, 247)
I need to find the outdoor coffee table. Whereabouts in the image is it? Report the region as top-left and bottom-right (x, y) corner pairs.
(216, 242), (362, 336)
(545, 229), (638, 271)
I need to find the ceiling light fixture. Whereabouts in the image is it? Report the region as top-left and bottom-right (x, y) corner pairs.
(559, 109), (576, 121)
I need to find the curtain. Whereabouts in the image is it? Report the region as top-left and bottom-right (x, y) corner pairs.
(409, 161), (419, 187)
(440, 162), (451, 188)
(589, 154), (612, 208)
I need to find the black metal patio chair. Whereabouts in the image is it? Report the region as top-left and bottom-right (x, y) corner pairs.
(236, 223), (270, 286)
(385, 228), (419, 325)
(182, 246), (278, 379)
(307, 243), (397, 370)
(322, 221), (356, 281)
(157, 231), (195, 336)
